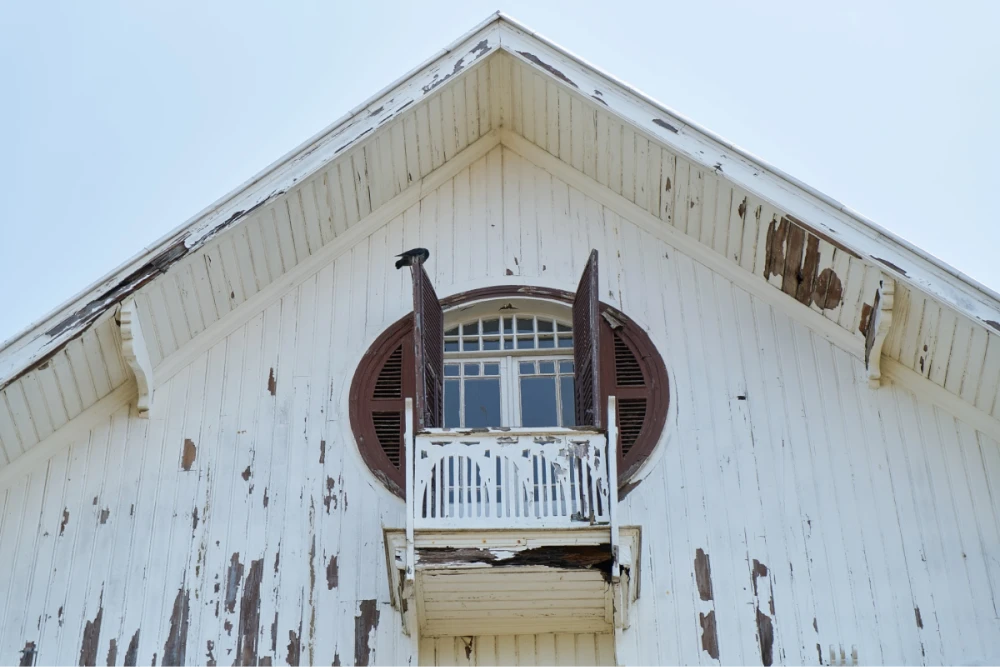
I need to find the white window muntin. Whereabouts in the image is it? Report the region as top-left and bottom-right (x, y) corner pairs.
(444, 314), (573, 357)
(443, 353), (575, 428)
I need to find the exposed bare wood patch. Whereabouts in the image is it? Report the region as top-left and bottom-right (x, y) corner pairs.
(873, 256), (908, 276)
(652, 118), (679, 133)
(260, 658), (272, 666)
(225, 553), (244, 613)
(206, 640), (216, 666)
(235, 559), (263, 666)
(327, 555), (339, 590)
(516, 51), (577, 88)
(163, 587), (190, 666)
(93, 649), (117, 667)
(319, 439), (326, 464)
(323, 477), (337, 513)
(751, 559), (768, 596)
(694, 548), (714, 601)
(192, 507), (199, 531)
(242, 466), (252, 482)
(914, 606), (923, 629)
(756, 608), (774, 666)
(354, 600), (380, 667)
(285, 630), (301, 667)
(99, 508), (110, 525)
(19, 641), (36, 666)
(60, 509), (69, 536)
(271, 613), (278, 653)
(784, 214), (860, 259)
(123, 630), (139, 666)
(859, 303), (873, 335)
(268, 368), (277, 396)
(764, 216), (843, 310)
(699, 610), (719, 660)
(333, 651), (341, 666)
(79, 592), (104, 667)
(181, 439), (197, 471)
(263, 488), (269, 508)
(417, 544), (614, 581)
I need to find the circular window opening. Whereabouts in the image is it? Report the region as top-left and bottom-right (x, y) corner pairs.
(349, 286), (669, 498)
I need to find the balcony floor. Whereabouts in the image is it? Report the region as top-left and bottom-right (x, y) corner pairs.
(385, 527), (640, 637)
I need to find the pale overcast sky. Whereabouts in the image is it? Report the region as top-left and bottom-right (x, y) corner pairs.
(1, 1), (998, 344)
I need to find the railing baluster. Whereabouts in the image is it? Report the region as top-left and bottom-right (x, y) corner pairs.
(410, 425), (614, 529)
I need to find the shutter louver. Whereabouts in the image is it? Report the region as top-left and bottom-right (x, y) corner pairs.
(373, 346), (403, 398)
(411, 264), (444, 430)
(572, 250), (602, 428)
(617, 398), (647, 455)
(372, 412), (403, 466)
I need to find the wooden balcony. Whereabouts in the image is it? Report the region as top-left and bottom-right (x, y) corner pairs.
(386, 398), (639, 638)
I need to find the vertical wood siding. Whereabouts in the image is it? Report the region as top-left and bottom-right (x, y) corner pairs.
(1, 146), (998, 665)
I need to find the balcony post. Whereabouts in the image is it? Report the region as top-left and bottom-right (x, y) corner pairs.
(404, 398), (415, 579)
(404, 398), (416, 614)
(607, 396), (620, 582)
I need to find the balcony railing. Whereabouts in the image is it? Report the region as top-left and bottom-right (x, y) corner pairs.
(404, 398), (620, 532)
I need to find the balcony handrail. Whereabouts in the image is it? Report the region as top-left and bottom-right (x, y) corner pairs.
(404, 398), (620, 535)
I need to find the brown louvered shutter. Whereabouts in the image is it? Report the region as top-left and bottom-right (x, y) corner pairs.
(572, 250), (602, 429)
(411, 264), (444, 430)
(598, 310), (667, 482)
(350, 323), (415, 495)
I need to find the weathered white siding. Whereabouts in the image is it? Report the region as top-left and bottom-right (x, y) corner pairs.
(1, 146), (998, 665)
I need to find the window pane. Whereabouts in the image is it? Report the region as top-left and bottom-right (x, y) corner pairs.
(559, 360), (575, 374)
(465, 379), (502, 427)
(482, 338), (501, 351)
(557, 336), (573, 348)
(539, 361), (555, 375)
(519, 361), (535, 375)
(560, 376), (575, 426)
(557, 323), (572, 332)
(517, 317), (534, 333)
(445, 340), (459, 352)
(483, 363), (500, 376)
(504, 339), (514, 350)
(503, 317), (514, 334)
(463, 321), (480, 335)
(482, 318), (500, 335)
(464, 363), (480, 376)
(538, 336), (555, 349)
(445, 379), (460, 428)
(445, 326), (459, 336)
(516, 337), (535, 349)
(537, 319), (553, 333)
(444, 364), (460, 377)
(463, 339), (480, 351)
(520, 377), (558, 427)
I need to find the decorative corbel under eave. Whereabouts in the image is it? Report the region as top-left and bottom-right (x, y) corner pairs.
(118, 298), (154, 417)
(864, 275), (895, 388)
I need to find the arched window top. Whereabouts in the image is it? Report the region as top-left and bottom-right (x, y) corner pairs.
(442, 298), (573, 356)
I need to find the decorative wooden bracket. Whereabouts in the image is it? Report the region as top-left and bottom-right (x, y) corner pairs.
(864, 275), (895, 388)
(119, 298), (154, 417)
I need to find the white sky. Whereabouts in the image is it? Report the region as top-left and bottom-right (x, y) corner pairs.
(1, 1), (998, 345)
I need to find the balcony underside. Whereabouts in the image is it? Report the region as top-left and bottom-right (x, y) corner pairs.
(385, 527), (639, 637)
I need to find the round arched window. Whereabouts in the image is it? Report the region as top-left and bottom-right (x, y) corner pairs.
(349, 285), (669, 498)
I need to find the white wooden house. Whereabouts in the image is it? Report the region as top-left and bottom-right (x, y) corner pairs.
(1, 13), (999, 666)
